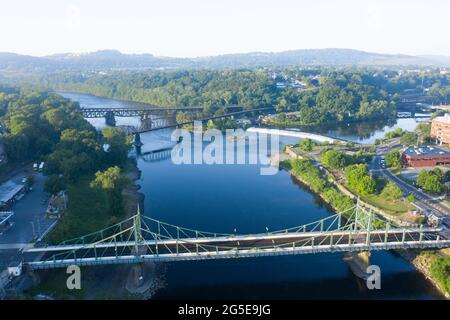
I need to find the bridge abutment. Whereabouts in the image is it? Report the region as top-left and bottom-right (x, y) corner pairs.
(140, 113), (152, 131)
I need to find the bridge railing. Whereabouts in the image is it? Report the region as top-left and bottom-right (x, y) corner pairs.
(23, 201), (448, 268)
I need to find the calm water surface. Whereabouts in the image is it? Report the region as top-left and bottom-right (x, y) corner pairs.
(61, 92), (442, 299)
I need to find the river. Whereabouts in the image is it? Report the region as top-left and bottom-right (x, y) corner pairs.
(61, 92), (443, 299)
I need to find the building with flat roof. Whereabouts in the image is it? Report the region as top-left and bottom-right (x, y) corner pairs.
(431, 113), (450, 146)
(401, 145), (450, 167)
(0, 181), (26, 208)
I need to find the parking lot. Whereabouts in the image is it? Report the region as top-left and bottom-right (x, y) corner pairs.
(0, 172), (55, 245)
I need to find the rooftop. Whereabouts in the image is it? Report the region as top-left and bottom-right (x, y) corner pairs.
(433, 113), (450, 124)
(403, 145), (450, 157)
(0, 181), (25, 203)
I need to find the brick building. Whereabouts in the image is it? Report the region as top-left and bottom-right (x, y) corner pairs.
(431, 114), (450, 146)
(401, 145), (450, 167)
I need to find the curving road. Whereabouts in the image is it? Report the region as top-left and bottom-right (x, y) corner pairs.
(370, 144), (450, 220)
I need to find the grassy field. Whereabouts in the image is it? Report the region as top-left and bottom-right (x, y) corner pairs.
(46, 175), (120, 244)
(361, 194), (412, 216)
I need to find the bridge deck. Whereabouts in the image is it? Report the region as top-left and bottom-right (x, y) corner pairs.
(23, 228), (448, 269)
(80, 106), (243, 118)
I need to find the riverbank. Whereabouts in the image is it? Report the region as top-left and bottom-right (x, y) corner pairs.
(398, 250), (450, 299)
(22, 159), (151, 300)
(120, 159), (166, 299)
(279, 160), (354, 216)
(122, 158), (145, 218)
(281, 155), (449, 299)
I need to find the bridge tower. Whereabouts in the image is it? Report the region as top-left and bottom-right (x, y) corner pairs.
(105, 111), (116, 127)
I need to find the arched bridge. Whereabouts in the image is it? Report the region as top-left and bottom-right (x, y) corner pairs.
(19, 201), (450, 269)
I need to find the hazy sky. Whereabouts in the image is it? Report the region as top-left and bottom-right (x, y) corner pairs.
(1, 0), (449, 57)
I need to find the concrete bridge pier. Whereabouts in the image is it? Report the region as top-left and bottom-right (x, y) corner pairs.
(343, 251), (371, 280)
(133, 133), (143, 155)
(105, 111), (116, 126)
(125, 262), (157, 296)
(140, 113), (153, 131)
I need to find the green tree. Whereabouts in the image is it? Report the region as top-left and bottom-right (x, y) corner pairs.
(406, 193), (416, 203)
(417, 169), (443, 194)
(322, 149), (347, 169)
(415, 123), (431, 142)
(90, 166), (129, 215)
(345, 164), (376, 195)
(298, 138), (315, 152)
(102, 127), (131, 166)
(400, 131), (418, 146)
(44, 174), (66, 195)
(385, 150), (401, 169)
(384, 128), (404, 140)
(381, 181), (403, 200)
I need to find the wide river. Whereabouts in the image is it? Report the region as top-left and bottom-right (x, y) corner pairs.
(62, 92), (442, 299)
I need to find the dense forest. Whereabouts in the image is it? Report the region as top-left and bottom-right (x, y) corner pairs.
(0, 85), (128, 172)
(0, 85), (131, 234)
(6, 67), (450, 127)
(27, 68), (408, 126)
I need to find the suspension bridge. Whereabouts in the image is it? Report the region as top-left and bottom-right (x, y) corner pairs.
(17, 201), (450, 269)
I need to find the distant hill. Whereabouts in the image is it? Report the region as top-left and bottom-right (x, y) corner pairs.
(44, 49), (184, 69)
(0, 52), (58, 71)
(189, 49), (442, 68)
(0, 48), (449, 72)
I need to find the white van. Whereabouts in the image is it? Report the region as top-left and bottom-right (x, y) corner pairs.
(38, 162), (44, 172)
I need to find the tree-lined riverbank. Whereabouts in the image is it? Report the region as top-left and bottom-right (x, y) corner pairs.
(282, 155), (449, 298)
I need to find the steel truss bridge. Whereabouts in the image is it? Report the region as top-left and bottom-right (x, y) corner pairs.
(20, 201), (449, 269)
(79, 106), (272, 132)
(79, 106), (243, 119)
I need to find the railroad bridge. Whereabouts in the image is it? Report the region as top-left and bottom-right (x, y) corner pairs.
(80, 106), (243, 130)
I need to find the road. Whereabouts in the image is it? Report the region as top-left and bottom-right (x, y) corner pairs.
(370, 143), (450, 220)
(0, 172), (56, 269)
